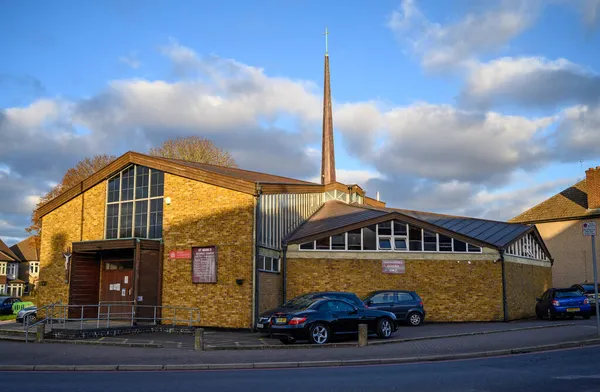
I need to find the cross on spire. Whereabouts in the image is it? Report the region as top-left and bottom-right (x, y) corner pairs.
(324, 27), (329, 55)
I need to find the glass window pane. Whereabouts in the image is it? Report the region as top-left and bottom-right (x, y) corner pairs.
(453, 239), (467, 252)
(273, 258), (280, 272)
(149, 199), (163, 238)
(119, 202), (133, 238)
(424, 230), (437, 251)
(394, 220), (407, 236)
(316, 237), (330, 250)
(394, 238), (407, 250)
(121, 167), (135, 201)
(300, 242), (315, 250)
(150, 170), (164, 197)
(106, 204), (119, 239)
(134, 200), (148, 238)
(468, 244), (481, 252)
(107, 177), (120, 203)
(409, 225), (422, 251)
(348, 229), (362, 250)
(331, 234), (345, 250)
(378, 221), (392, 236)
(135, 166), (150, 199)
(439, 234), (452, 251)
(265, 257), (273, 271)
(363, 225), (377, 250)
(378, 238), (392, 250)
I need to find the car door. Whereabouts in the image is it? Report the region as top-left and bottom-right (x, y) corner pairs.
(1, 298), (13, 315)
(367, 292), (395, 314)
(537, 290), (551, 314)
(392, 292), (416, 320)
(327, 300), (359, 334)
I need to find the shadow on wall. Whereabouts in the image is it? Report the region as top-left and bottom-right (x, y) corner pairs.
(37, 232), (69, 316)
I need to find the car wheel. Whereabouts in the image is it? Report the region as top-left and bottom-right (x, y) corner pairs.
(309, 323), (330, 345)
(407, 312), (423, 326)
(26, 314), (36, 324)
(547, 309), (556, 321)
(583, 312), (591, 320)
(376, 318), (394, 339)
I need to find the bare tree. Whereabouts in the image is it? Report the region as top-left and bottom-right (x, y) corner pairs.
(149, 136), (237, 167)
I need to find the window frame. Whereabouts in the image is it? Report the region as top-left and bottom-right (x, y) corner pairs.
(258, 255), (281, 273)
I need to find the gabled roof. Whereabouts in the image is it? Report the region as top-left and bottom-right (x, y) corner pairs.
(285, 201), (539, 252)
(9, 236), (39, 261)
(510, 179), (597, 224)
(0, 239), (19, 262)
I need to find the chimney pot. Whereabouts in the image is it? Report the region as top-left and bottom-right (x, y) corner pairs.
(376, 191), (380, 201)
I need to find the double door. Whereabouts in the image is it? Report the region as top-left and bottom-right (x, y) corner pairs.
(101, 264), (134, 319)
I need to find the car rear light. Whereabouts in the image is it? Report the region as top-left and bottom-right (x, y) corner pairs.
(289, 317), (307, 325)
(419, 301), (424, 307)
(552, 300), (560, 307)
(584, 298), (589, 305)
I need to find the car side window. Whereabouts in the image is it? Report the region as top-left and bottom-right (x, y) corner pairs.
(4, 299), (12, 306)
(395, 293), (413, 303)
(330, 301), (354, 312)
(369, 292), (394, 305)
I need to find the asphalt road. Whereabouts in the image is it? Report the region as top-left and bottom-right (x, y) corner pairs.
(3, 346), (600, 392)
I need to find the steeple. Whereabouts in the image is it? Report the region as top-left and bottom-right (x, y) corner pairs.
(321, 27), (336, 185)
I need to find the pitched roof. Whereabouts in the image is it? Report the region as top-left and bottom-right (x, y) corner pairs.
(510, 180), (596, 223)
(0, 239), (19, 262)
(285, 201), (535, 250)
(9, 236), (39, 261)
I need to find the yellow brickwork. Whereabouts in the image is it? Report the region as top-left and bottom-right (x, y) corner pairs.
(82, 182), (106, 241)
(505, 261), (552, 320)
(286, 257), (504, 322)
(161, 174), (255, 329)
(258, 272), (283, 313)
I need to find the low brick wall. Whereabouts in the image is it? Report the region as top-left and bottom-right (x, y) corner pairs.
(505, 260), (552, 320)
(48, 325), (196, 340)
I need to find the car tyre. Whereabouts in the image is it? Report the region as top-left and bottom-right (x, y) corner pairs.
(583, 312), (591, 320)
(547, 309), (556, 321)
(309, 323), (330, 345)
(407, 312), (423, 326)
(376, 318), (394, 339)
(26, 314), (36, 324)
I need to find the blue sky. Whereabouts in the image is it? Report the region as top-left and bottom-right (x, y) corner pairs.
(1, 0), (600, 244)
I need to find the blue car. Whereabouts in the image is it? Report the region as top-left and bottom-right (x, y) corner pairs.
(536, 288), (591, 320)
(0, 296), (22, 315)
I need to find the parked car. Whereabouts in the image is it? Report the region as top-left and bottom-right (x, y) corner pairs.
(571, 283), (600, 314)
(0, 296), (22, 315)
(362, 290), (426, 326)
(268, 297), (397, 344)
(16, 306), (37, 324)
(256, 291), (365, 333)
(535, 288), (591, 320)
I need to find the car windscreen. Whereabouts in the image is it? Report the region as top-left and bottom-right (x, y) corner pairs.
(281, 295), (318, 309)
(555, 290), (583, 298)
(361, 292), (376, 301)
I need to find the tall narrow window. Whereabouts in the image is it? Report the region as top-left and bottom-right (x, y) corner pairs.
(409, 226), (422, 251)
(331, 234), (346, 250)
(394, 220), (407, 236)
(119, 202), (134, 238)
(106, 204), (119, 239)
(453, 239), (467, 252)
(134, 200), (148, 238)
(423, 230), (437, 251)
(121, 167), (135, 201)
(438, 234), (452, 252)
(347, 229), (362, 250)
(149, 198), (163, 239)
(150, 170), (164, 197)
(363, 225), (377, 250)
(135, 166), (150, 199)
(378, 221), (392, 236)
(107, 177), (120, 203)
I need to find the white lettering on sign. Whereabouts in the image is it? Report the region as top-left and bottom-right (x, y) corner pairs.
(382, 260), (405, 274)
(584, 222), (597, 236)
(124, 276), (128, 284)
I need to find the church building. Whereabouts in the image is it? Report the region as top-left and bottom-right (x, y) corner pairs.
(36, 48), (553, 328)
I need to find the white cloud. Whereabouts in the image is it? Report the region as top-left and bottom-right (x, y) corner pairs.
(388, 0), (538, 71)
(118, 52), (141, 69)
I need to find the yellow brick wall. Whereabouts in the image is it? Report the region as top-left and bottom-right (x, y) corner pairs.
(286, 258), (504, 322)
(505, 260), (552, 320)
(258, 272), (283, 313)
(161, 174), (255, 329)
(38, 182), (107, 307)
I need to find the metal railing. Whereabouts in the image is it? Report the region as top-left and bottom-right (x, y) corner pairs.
(23, 302), (201, 343)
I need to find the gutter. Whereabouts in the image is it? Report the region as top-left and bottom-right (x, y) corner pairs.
(500, 248), (508, 322)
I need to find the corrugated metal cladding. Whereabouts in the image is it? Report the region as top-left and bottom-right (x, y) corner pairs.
(259, 193), (324, 249)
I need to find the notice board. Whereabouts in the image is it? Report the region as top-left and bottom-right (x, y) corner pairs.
(191, 246), (217, 283)
(382, 259), (405, 274)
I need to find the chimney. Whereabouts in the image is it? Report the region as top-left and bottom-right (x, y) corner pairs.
(586, 167), (600, 210)
(321, 29), (336, 185)
(376, 191), (380, 201)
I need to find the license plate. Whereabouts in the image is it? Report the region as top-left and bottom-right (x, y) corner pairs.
(275, 317), (287, 324)
(257, 323), (264, 328)
(567, 308), (580, 312)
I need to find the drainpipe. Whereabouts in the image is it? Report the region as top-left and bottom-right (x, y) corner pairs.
(500, 248), (508, 322)
(282, 244), (288, 303)
(253, 184), (262, 331)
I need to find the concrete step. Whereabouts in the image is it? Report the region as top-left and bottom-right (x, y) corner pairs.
(0, 334), (35, 342)
(0, 328), (27, 336)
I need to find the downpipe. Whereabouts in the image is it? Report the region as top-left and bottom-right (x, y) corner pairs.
(500, 249), (508, 322)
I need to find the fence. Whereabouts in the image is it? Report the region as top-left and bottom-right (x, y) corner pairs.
(24, 302), (201, 343)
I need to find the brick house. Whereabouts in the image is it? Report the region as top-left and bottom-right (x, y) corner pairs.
(10, 236), (40, 294)
(511, 168), (600, 287)
(0, 239), (25, 297)
(35, 51), (552, 328)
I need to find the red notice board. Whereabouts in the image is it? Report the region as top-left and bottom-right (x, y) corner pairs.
(191, 246), (217, 283)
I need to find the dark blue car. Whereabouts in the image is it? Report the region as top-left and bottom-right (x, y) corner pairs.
(362, 290), (426, 326)
(536, 288), (591, 320)
(0, 296), (21, 315)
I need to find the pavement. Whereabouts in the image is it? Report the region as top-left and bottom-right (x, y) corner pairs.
(1, 346), (599, 391)
(0, 318), (598, 370)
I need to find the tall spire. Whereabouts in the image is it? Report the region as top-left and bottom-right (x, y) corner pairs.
(321, 27), (336, 185)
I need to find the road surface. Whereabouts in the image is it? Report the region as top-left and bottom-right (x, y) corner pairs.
(2, 346), (599, 392)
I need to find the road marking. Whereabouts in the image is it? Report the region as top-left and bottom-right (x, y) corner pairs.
(98, 337), (106, 341)
(554, 374), (600, 380)
(177, 342), (182, 348)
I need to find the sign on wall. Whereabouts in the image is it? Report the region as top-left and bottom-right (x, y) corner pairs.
(192, 246), (217, 283)
(584, 222), (597, 236)
(382, 260), (405, 274)
(169, 249), (192, 259)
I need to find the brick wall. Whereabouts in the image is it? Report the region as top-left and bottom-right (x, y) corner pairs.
(38, 182), (107, 307)
(258, 272), (283, 313)
(286, 257), (504, 322)
(504, 260), (552, 320)
(161, 173), (255, 329)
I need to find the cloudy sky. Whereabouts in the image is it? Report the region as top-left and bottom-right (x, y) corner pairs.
(1, 0), (600, 245)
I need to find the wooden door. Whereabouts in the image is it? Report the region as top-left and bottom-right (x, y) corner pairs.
(100, 269), (134, 320)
